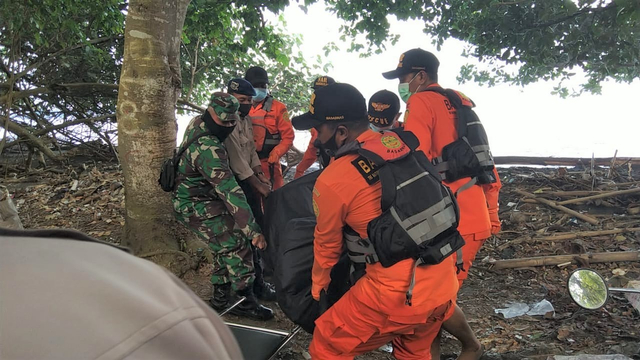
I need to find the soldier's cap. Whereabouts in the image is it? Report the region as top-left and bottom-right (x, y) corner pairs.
(244, 66), (269, 86)
(311, 75), (336, 90)
(382, 48), (440, 80)
(292, 83), (367, 131)
(368, 90), (400, 127)
(208, 92), (240, 122)
(227, 78), (256, 97)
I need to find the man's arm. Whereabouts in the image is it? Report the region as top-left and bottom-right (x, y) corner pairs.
(481, 167), (502, 234)
(194, 138), (261, 240)
(403, 96), (435, 159)
(268, 104), (295, 163)
(224, 131), (255, 181)
(311, 178), (347, 300)
(294, 133), (318, 179)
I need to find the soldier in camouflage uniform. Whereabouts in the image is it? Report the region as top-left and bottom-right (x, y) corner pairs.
(173, 92), (274, 321)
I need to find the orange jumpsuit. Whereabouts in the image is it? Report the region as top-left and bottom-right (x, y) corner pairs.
(294, 129), (318, 179)
(404, 84), (501, 285)
(249, 97), (294, 189)
(309, 130), (458, 360)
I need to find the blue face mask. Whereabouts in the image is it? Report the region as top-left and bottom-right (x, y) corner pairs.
(253, 88), (268, 102)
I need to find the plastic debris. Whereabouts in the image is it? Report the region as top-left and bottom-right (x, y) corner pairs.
(495, 302), (529, 319)
(527, 299), (555, 316)
(495, 299), (555, 318)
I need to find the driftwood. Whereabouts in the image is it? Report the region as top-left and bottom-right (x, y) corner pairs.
(494, 156), (640, 166)
(515, 189), (600, 225)
(557, 187), (640, 205)
(491, 251), (640, 269)
(536, 228), (640, 241)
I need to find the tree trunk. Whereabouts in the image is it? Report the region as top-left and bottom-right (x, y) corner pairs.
(117, 0), (191, 255)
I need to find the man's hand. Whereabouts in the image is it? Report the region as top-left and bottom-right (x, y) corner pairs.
(489, 210), (501, 235)
(248, 175), (271, 197)
(254, 181), (271, 198)
(257, 173), (271, 186)
(252, 234), (267, 250)
(267, 152), (280, 164)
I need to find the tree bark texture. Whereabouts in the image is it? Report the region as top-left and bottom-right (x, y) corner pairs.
(117, 0), (191, 254)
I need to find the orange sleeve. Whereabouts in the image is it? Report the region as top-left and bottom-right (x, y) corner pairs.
(481, 167), (502, 234)
(271, 103), (295, 159)
(294, 131), (318, 179)
(311, 177), (347, 300)
(403, 96), (435, 159)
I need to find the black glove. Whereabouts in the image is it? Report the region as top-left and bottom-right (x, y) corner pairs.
(318, 289), (330, 317)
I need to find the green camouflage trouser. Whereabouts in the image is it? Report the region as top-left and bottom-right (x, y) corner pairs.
(178, 213), (254, 292)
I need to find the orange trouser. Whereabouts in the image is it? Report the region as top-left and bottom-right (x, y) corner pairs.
(260, 159), (284, 190)
(456, 233), (489, 286)
(309, 290), (454, 360)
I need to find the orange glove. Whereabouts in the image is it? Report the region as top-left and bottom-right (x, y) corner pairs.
(489, 209), (501, 235)
(267, 151), (280, 164)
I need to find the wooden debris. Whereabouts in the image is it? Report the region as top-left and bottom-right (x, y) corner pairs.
(494, 156), (640, 167)
(557, 187), (640, 205)
(536, 228), (640, 241)
(491, 251), (640, 269)
(515, 189), (600, 225)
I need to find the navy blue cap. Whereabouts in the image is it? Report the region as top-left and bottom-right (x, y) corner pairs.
(368, 90), (400, 127)
(227, 78), (256, 96)
(292, 83), (367, 130)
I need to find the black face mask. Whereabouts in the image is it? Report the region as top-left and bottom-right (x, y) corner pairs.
(202, 110), (236, 142)
(313, 128), (340, 167)
(238, 103), (251, 118)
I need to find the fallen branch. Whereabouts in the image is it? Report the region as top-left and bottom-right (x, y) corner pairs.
(515, 189), (600, 225)
(537, 227), (640, 241)
(557, 187), (640, 205)
(0, 117), (61, 161)
(494, 156), (640, 166)
(3, 114), (115, 150)
(491, 251), (640, 269)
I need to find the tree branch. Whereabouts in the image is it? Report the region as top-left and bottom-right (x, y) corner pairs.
(0, 117), (62, 161)
(177, 98), (205, 112)
(2, 114), (114, 150)
(521, 3), (616, 30)
(13, 35), (123, 81)
(0, 83), (119, 103)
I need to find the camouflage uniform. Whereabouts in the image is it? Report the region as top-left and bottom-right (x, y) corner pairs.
(173, 115), (261, 292)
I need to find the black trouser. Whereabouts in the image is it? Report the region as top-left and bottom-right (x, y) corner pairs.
(237, 177), (268, 283)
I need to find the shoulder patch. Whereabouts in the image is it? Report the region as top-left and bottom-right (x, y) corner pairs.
(312, 199), (319, 217)
(351, 155), (380, 185)
(282, 110), (290, 122)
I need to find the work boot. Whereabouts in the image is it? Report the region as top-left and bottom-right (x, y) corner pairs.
(229, 287), (274, 321)
(209, 283), (231, 312)
(254, 279), (277, 301)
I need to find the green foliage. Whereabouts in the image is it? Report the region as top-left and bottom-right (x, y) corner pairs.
(0, 0), (327, 152)
(316, 0), (640, 96)
(180, 1), (331, 114)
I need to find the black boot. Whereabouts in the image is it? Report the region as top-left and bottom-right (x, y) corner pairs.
(209, 283), (231, 312)
(229, 287), (274, 321)
(254, 280), (277, 301)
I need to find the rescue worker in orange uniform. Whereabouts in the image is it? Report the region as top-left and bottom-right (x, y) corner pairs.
(292, 83), (459, 360)
(368, 89), (402, 132)
(383, 48), (502, 360)
(294, 76), (336, 179)
(245, 66), (295, 189)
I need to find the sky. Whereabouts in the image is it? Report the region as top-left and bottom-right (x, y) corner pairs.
(179, 3), (640, 158)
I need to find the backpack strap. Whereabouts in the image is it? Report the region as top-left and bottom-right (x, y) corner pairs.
(263, 96), (274, 112)
(421, 87), (469, 138)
